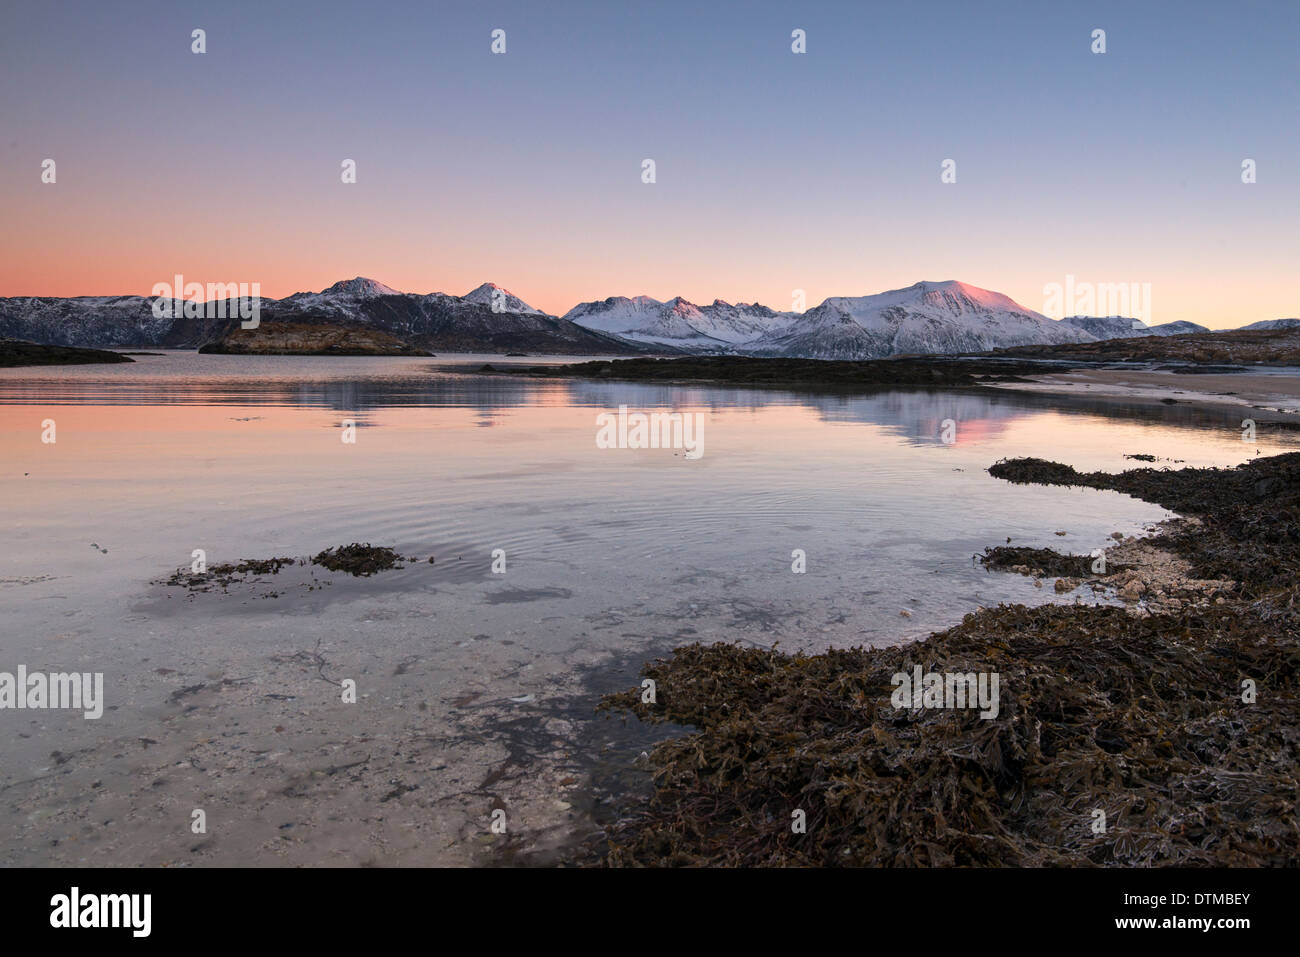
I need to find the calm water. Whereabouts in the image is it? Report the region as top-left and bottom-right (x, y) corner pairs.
(3, 352), (1297, 649)
(3, 352), (1297, 865)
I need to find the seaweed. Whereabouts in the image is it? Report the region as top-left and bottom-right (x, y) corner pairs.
(989, 452), (1300, 596)
(310, 543), (405, 576)
(163, 557), (297, 591)
(978, 546), (1096, 578)
(589, 601), (1298, 867)
(584, 451), (1300, 867)
(162, 544), (422, 591)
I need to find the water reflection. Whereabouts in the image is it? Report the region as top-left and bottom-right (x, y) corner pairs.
(1, 353), (1294, 452)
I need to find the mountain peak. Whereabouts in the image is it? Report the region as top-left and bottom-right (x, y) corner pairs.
(908, 280), (1027, 312)
(1242, 317), (1300, 331)
(463, 282), (542, 314)
(320, 277), (400, 298)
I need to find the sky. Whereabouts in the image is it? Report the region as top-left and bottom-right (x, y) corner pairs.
(0, 0), (1297, 327)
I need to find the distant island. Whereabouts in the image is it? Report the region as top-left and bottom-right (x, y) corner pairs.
(197, 319), (432, 356)
(0, 339), (134, 368)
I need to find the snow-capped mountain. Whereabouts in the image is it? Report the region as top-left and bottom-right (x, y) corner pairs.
(336, 290), (636, 354)
(0, 295), (173, 347)
(462, 282), (542, 314)
(1059, 316), (1209, 338)
(0, 275), (1282, 357)
(1241, 318), (1300, 331)
(688, 300), (797, 343)
(563, 285), (1225, 357)
(743, 281), (1091, 360)
(1060, 315), (1151, 339)
(0, 278), (635, 355)
(563, 296), (678, 338)
(564, 295), (796, 348)
(565, 281), (1094, 358)
(1148, 320), (1210, 336)
(278, 277), (402, 317)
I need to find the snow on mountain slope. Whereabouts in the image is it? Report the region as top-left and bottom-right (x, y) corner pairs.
(684, 300), (799, 343)
(6, 275), (1283, 356)
(283, 278), (544, 321)
(1241, 318), (1300, 331)
(564, 296), (672, 334)
(746, 281), (1094, 360)
(0, 277), (632, 354)
(0, 295), (176, 347)
(324, 277), (399, 298)
(564, 295), (796, 348)
(1148, 320), (1210, 336)
(279, 277), (401, 316)
(462, 282), (542, 314)
(1061, 315), (1211, 338)
(1060, 315), (1151, 339)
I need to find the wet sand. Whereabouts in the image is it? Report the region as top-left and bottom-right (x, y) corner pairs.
(988, 367), (1300, 422)
(1, 560), (681, 867)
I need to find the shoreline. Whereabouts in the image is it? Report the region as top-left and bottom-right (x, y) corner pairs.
(581, 451), (1300, 866)
(474, 354), (1300, 427)
(985, 367), (1300, 425)
(0, 339), (134, 368)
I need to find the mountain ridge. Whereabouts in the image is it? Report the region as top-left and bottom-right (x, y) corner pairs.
(0, 277), (1287, 358)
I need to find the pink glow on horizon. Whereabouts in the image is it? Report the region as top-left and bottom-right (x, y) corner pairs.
(0, 187), (1294, 329)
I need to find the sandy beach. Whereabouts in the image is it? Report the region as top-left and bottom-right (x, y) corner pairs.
(988, 367), (1300, 423)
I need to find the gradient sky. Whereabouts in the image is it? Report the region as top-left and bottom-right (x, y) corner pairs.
(1, 0), (1297, 326)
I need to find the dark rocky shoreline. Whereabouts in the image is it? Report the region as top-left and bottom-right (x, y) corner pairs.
(995, 326), (1300, 365)
(581, 452), (1300, 867)
(485, 354), (1059, 391)
(481, 328), (1300, 394)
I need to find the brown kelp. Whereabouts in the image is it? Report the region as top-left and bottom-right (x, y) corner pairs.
(162, 556), (298, 591)
(988, 453), (1300, 597)
(588, 452), (1300, 866)
(310, 543), (407, 576)
(977, 546), (1102, 578)
(162, 544), (424, 591)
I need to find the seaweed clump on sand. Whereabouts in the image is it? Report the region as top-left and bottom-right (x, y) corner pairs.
(163, 545), (429, 592)
(164, 557), (298, 591)
(592, 602), (1298, 867)
(310, 543), (406, 576)
(978, 546), (1098, 578)
(988, 453), (1300, 597)
(588, 452), (1300, 867)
